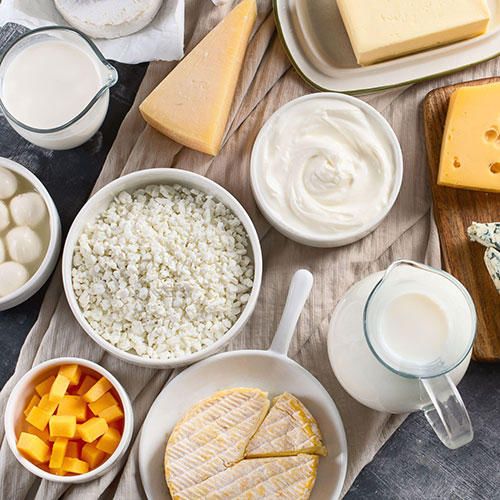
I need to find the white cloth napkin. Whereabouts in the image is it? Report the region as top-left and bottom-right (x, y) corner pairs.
(0, 0), (185, 63)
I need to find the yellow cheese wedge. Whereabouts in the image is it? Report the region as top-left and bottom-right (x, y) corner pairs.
(182, 454), (319, 500)
(246, 392), (327, 458)
(438, 82), (500, 192)
(139, 0), (257, 155)
(338, 0), (490, 66)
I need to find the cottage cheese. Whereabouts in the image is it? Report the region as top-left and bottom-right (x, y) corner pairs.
(71, 184), (254, 360)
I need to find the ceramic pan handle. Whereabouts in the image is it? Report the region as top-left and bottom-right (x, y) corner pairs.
(269, 269), (313, 356)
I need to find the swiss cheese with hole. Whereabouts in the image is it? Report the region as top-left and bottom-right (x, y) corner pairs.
(139, 0), (257, 156)
(438, 82), (500, 192)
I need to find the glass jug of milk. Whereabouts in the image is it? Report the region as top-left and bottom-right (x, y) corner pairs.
(0, 26), (118, 150)
(328, 260), (476, 449)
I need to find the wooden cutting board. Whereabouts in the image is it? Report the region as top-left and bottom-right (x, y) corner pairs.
(423, 77), (500, 362)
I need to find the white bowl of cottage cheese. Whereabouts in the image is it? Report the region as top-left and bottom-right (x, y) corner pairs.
(250, 93), (403, 247)
(62, 169), (262, 368)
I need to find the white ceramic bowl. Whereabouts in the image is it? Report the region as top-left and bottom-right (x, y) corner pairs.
(62, 169), (263, 369)
(0, 157), (61, 310)
(4, 357), (134, 483)
(250, 93), (403, 247)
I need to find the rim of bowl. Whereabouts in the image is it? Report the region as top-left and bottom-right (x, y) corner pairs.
(250, 92), (404, 248)
(0, 157), (62, 308)
(62, 169), (263, 368)
(4, 357), (134, 483)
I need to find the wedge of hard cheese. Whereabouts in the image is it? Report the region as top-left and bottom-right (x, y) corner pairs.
(246, 392), (326, 458)
(438, 82), (500, 192)
(180, 454), (319, 500)
(139, 0), (257, 155)
(337, 0), (490, 66)
(164, 388), (269, 500)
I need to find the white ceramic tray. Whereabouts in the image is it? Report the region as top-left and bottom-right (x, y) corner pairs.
(139, 270), (348, 500)
(274, 0), (500, 94)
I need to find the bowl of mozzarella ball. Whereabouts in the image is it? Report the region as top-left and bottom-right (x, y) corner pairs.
(62, 169), (262, 368)
(0, 158), (61, 310)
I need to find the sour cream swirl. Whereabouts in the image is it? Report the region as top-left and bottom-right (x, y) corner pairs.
(253, 96), (396, 238)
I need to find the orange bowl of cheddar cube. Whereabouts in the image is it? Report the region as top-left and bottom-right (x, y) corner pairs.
(4, 357), (133, 482)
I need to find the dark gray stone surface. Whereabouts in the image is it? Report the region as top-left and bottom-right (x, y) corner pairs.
(1, 22), (499, 500)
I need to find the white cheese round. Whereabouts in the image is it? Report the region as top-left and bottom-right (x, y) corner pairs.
(10, 192), (47, 227)
(0, 167), (18, 200)
(0, 201), (10, 231)
(0, 261), (29, 297)
(6, 226), (43, 264)
(54, 0), (164, 39)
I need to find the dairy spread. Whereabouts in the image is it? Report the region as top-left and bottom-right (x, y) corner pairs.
(252, 95), (395, 239)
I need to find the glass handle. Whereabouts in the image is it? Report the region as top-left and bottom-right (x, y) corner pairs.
(421, 374), (473, 449)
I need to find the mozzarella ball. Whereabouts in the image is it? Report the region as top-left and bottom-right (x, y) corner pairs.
(10, 192), (47, 227)
(6, 226), (43, 264)
(0, 167), (18, 199)
(0, 239), (4, 263)
(0, 261), (29, 297)
(0, 201), (9, 231)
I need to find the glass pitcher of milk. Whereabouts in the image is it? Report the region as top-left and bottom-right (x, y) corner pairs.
(0, 26), (118, 150)
(328, 260), (476, 449)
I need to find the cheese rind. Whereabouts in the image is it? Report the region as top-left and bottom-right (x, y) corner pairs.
(164, 387), (270, 499)
(246, 392), (326, 458)
(181, 454), (318, 500)
(139, 0), (257, 155)
(438, 83), (500, 192)
(54, 0), (163, 40)
(337, 0), (490, 66)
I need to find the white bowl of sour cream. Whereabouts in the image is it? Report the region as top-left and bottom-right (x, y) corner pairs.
(250, 93), (403, 247)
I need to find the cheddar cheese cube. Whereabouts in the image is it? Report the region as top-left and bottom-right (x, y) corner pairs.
(82, 377), (112, 403)
(58, 364), (82, 386)
(35, 375), (55, 397)
(38, 394), (58, 415)
(61, 457), (89, 474)
(27, 425), (50, 443)
(26, 406), (51, 431)
(17, 432), (50, 463)
(76, 375), (97, 396)
(79, 417), (108, 443)
(81, 443), (105, 469)
(49, 374), (71, 403)
(49, 437), (68, 469)
(88, 392), (118, 416)
(57, 395), (87, 422)
(96, 427), (121, 455)
(98, 405), (124, 424)
(66, 440), (81, 458)
(50, 467), (67, 476)
(24, 394), (40, 417)
(49, 415), (77, 438)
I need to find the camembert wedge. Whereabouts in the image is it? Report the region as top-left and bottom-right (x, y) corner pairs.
(164, 388), (269, 500)
(246, 392), (326, 458)
(139, 0), (257, 155)
(180, 454), (319, 500)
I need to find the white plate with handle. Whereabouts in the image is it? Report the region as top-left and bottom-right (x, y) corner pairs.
(139, 269), (348, 499)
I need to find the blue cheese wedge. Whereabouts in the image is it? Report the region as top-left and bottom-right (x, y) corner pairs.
(181, 454), (319, 500)
(246, 392), (326, 458)
(484, 247), (500, 294)
(468, 222), (500, 251)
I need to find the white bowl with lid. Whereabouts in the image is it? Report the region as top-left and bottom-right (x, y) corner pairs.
(0, 157), (61, 310)
(250, 92), (403, 247)
(62, 168), (263, 369)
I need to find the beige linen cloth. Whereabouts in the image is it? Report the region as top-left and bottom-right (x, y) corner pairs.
(1, 0), (498, 498)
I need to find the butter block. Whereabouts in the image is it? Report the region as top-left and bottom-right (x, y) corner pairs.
(139, 0), (257, 155)
(438, 82), (500, 192)
(337, 0), (490, 66)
